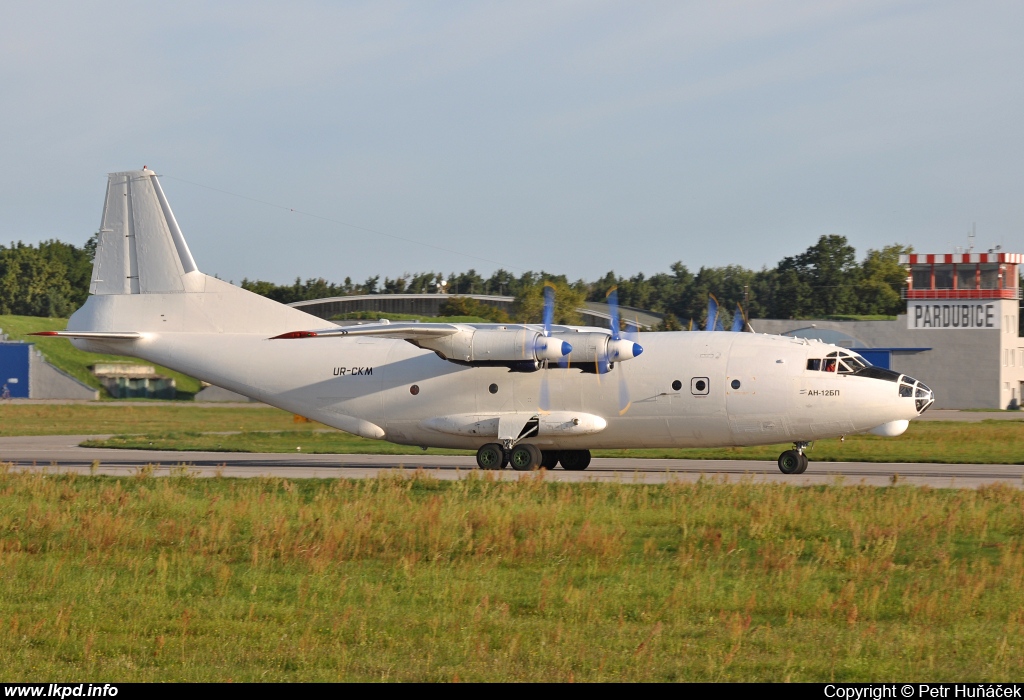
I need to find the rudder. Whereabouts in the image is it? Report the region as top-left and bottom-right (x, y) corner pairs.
(91, 169), (198, 295)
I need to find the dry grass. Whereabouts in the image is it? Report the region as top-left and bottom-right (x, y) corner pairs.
(1, 468), (1023, 681)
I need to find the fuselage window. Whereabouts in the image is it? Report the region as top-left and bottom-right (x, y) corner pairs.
(807, 359), (821, 371)
(691, 377), (709, 395)
(672, 380), (682, 391)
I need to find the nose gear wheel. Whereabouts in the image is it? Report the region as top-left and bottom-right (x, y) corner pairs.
(778, 444), (810, 475)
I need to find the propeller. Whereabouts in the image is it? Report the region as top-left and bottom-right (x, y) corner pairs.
(705, 294), (719, 332)
(536, 282), (571, 412)
(731, 302), (745, 332)
(604, 288), (643, 415)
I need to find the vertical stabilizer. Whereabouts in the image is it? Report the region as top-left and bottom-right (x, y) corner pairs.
(91, 170), (198, 295)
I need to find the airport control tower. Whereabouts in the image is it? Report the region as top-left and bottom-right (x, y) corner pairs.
(899, 251), (1024, 408)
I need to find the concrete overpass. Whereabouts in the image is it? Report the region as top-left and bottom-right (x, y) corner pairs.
(287, 294), (664, 329)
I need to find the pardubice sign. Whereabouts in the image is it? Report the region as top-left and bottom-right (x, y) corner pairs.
(907, 301), (999, 330)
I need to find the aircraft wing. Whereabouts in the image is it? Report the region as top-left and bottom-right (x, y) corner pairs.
(270, 322), (460, 340)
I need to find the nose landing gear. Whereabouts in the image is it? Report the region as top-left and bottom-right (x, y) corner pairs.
(778, 442), (810, 474)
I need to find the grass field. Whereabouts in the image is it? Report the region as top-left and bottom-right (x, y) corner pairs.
(0, 403), (304, 437)
(2, 403), (1023, 464)
(0, 315), (202, 397)
(1, 469), (1022, 681)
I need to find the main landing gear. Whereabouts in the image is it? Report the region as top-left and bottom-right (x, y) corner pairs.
(777, 442), (810, 475)
(475, 443), (591, 472)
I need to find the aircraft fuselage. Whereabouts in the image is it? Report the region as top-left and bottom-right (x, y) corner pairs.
(73, 316), (926, 451)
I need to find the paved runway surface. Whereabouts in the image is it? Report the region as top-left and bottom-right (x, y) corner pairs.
(2, 434), (1020, 489)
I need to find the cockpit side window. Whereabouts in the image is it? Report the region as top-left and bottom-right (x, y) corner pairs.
(807, 359), (822, 371)
(824, 350), (867, 375)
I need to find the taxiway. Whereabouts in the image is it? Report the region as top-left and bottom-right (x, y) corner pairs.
(1, 434), (1020, 489)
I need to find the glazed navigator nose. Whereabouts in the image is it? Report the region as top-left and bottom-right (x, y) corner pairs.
(899, 375), (934, 414)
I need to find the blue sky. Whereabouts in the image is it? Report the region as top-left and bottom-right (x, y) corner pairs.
(1, 1), (1021, 284)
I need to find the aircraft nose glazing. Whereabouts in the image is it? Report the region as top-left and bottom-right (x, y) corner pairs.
(914, 383), (934, 414)
(899, 375), (934, 414)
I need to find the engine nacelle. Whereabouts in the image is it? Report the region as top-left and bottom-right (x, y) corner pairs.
(415, 327), (571, 369)
(548, 332), (643, 368)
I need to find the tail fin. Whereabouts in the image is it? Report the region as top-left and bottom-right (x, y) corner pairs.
(69, 169), (320, 336)
(91, 169), (198, 295)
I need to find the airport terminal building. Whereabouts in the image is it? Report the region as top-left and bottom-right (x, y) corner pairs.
(754, 252), (1024, 409)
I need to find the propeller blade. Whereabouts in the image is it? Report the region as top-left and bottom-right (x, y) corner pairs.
(539, 372), (551, 412)
(705, 294), (719, 332)
(542, 282), (555, 336)
(537, 282), (566, 413)
(731, 303), (745, 332)
(617, 365), (631, 415)
(604, 286), (643, 360)
(624, 315), (640, 343)
(606, 287), (621, 340)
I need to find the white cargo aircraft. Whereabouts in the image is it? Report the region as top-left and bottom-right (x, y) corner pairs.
(38, 170), (934, 474)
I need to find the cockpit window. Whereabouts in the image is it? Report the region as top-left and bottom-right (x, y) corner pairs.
(845, 353), (868, 370)
(899, 383), (914, 398)
(808, 350), (870, 373)
(820, 350), (868, 374)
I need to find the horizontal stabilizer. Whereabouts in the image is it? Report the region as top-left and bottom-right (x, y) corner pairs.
(31, 331), (143, 340)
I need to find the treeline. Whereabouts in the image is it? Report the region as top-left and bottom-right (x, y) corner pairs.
(0, 237), (95, 317)
(240, 235), (912, 327)
(7, 234), (1017, 329)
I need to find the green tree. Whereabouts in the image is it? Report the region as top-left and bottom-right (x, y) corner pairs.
(513, 280), (583, 325)
(439, 296), (510, 322)
(655, 312), (683, 331)
(0, 243), (76, 316)
(856, 244), (911, 316)
(769, 235), (858, 318)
